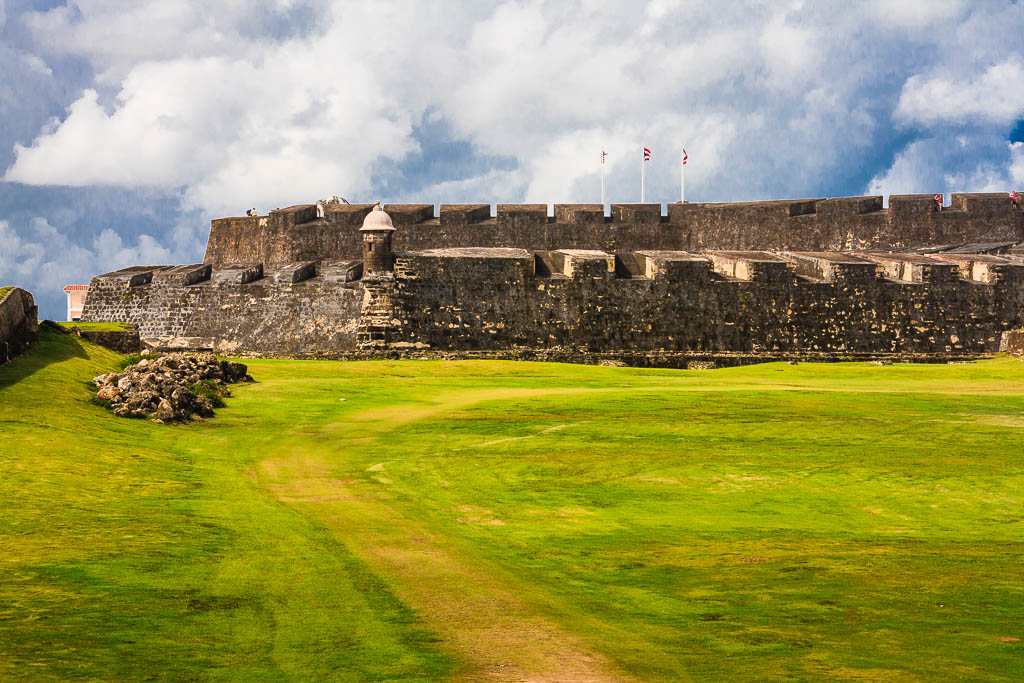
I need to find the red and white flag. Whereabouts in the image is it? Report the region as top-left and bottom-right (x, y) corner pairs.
(643, 147), (651, 161)
(682, 148), (688, 165)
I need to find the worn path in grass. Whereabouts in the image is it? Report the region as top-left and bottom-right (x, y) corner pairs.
(257, 453), (627, 682)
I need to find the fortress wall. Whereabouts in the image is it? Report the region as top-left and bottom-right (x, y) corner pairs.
(386, 249), (1024, 356)
(82, 262), (364, 355)
(203, 193), (1024, 265)
(0, 287), (38, 362)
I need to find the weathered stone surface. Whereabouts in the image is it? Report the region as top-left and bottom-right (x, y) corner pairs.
(203, 192), (1024, 265)
(80, 190), (1024, 366)
(65, 325), (141, 354)
(1005, 329), (1024, 357)
(0, 287), (38, 363)
(92, 353), (251, 422)
(379, 248), (1024, 358)
(82, 265), (362, 355)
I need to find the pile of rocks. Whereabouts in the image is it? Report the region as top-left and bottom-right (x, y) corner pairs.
(92, 353), (251, 422)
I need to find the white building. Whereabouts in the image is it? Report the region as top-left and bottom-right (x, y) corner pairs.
(63, 285), (89, 322)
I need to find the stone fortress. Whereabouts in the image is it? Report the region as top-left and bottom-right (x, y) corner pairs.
(81, 192), (1024, 366)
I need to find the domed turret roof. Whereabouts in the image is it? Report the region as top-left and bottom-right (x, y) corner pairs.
(360, 201), (395, 232)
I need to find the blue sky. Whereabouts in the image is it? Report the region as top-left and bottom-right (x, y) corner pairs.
(2, 0), (1023, 320)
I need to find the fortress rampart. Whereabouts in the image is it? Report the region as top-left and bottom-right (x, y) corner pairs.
(204, 192), (1024, 265)
(79, 191), (1024, 365)
(83, 244), (1024, 364)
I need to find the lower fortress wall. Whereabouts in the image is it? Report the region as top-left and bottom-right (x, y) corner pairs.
(81, 262), (364, 355)
(84, 249), (1024, 363)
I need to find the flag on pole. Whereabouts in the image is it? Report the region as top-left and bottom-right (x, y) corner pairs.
(682, 148), (688, 165)
(601, 149), (607, 165)
(643, 147), (651, 161)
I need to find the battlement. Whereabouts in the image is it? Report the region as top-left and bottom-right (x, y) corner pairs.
(89, 242), (1024, 296)
(83, 239), (1024, 362)
(204, 192), (1024, 265)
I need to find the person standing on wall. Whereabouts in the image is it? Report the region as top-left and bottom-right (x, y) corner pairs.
(1012, 191), (1019, 209)
(933, 194), (942, 212)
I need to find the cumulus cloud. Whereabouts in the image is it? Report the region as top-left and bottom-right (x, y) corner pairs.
(895, 58), (1024, 127)
(867, 136), (1024, 198)
(868, 0), (968, 29)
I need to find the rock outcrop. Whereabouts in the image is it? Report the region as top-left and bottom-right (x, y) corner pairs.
(92, 353), (251, 422)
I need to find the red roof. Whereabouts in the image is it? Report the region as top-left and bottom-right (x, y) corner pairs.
(63, 285), (90, 292)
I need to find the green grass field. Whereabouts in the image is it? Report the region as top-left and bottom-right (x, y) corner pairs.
(55, 321), (131, 331)
(2, 328), (1023, 681)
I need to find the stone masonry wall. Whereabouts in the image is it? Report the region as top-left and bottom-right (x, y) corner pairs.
(204, 193), (1024, 265)
(81, 262), (364, 356)
(380, 249), (1024, 357)
(0, 287), (39, 362)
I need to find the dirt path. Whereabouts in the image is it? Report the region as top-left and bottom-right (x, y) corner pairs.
(256, 451), (633, 682)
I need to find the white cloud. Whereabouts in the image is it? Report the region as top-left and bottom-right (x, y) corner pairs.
(895, 58), (1024, 127)
(868, 0), (967, 29)
(1009, 142), (1024, 189)
(867, 137), (1022, 198)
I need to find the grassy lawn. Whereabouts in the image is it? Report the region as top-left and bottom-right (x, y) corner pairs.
(55, 321), (131, 331)
(2, 328), (1023, 680)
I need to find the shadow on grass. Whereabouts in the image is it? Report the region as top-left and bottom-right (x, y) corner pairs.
(0, 327), (91, 390)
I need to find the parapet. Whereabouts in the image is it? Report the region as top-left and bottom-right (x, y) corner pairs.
(270, 204), (319, 227)
(212, 263), (264, 285)
(636, 251), (712, 280)
(554, 204), (603, 224)
(556, 250), (615, 278)
(322, 204), (376, 229)
(498, 204), (547, 230)
(94, 266), (172, 287)
(611, 204), (661, 224)
(816, 195), (884, 221)
(440, 204), (491, 226)
(929, 253), (1023, 284)
(268, 261), (317, 284)
(153, 264), (212, 287)
(320, 260), (363, 283)
(706, 251), (793, 281)
(855, 253), (957, 283)
(783, 252), (881, 282)
(384, 204), (434, 227)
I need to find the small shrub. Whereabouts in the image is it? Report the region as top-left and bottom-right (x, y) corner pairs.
(118, 353), (156, 370)
(190, 380), (228, 408)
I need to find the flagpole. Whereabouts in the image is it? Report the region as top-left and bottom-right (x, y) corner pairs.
(680, 148), (688, 203)
(601, 154), (606, 210)
(641, 153), (645, 203)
